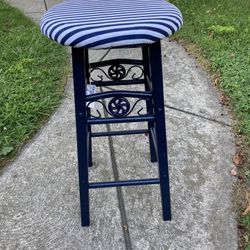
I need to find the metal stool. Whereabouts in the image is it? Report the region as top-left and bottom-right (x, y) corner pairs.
(41, 0), (183, 226)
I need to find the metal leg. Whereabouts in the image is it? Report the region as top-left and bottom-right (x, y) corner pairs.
(149, 41), (171, 220)
(72, 47), (90, 226)
(84, 50), (93, 167)
(87, 108), (93, 167)
(142, 46), (157, 163)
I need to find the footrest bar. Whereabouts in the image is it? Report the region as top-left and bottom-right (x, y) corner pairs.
(89, 178), (160, 189)
(91, 129), (149, 137)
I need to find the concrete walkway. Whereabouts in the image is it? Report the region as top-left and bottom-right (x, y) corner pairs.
(1, 1), (238, 249)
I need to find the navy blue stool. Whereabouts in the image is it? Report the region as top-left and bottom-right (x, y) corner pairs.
(41, 0), (183, 226)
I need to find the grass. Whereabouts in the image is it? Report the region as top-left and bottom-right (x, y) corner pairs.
(171, 0), (250, 142)
(243, 214), (250, 239)
(170, 0), (250, 248)
(0, 0), (68, 167)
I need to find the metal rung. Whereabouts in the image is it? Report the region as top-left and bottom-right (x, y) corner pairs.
(87, 115), (154, 125)
(91, 129), (149, 137)
(86, 90), (152, 102)
(89, 178), (160, 189)
(90, 58), (144, 68)
(93, 79), (145, 87)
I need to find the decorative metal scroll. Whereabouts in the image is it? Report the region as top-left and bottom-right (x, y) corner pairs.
(87, 97), (152, 118)
(90, 64), (144, 82)
(108, 97), (130, 117)
(108, 65), (126, 81)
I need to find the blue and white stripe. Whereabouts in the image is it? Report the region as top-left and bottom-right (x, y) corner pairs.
(41, 0), (183, 49)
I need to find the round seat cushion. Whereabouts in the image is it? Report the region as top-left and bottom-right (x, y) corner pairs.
(40, 0), (183, 49)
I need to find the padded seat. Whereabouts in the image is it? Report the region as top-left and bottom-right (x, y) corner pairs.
(41, 0), (183, 49)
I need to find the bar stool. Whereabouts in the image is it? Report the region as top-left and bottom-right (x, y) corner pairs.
(40, 0), (183, 226)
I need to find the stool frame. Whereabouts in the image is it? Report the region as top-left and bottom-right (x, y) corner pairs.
(72, 41), (171, 226)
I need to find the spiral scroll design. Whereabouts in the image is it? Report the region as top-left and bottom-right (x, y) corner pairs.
(108, 97), (130, 117)
(87, 97), (152, 118)
(90, 64), (144, 82)
(108, 64), (126, 81)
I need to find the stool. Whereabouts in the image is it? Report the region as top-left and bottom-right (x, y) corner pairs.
(41, 0), (183, 226)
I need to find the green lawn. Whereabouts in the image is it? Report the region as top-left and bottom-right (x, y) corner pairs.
(0, 0), (68, 165)
(171, 0), (250, 142)
(170, 0), (250, 248)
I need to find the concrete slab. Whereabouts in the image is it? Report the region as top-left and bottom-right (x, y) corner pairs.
(5, 0), (46, 22)
(45, 0), (64, 9)
(105, 43), (230, 125)
(0, 54), (125, 250)
(161, 41), (230, 125)
(109, 108), (237, 249)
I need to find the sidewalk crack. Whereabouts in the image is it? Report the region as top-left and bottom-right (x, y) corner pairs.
(100, 86), (231, 127)
(96, 50), (132, 250)
(164, 104), (231, 127)
(43, 0), (48, 10)
(99, 86), (132, 250)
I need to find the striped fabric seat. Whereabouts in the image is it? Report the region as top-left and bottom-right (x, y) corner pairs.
(40, 0), (183, 49)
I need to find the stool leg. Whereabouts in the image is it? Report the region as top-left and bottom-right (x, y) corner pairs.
(72, 47), (90, 226)
(149, 41), (171, 220)
(84, 50), (93, 167)
(87, 108), (93, 167)
(142, 46), (157, 163)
